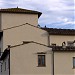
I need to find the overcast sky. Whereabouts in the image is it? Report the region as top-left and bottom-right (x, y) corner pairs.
(0, 0), (75, 29)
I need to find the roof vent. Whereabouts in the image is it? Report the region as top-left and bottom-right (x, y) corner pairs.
(45, 25), (47, 28)
(17, 6), (18, 8)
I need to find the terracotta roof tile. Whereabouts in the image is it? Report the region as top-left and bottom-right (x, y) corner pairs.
(51, 46), (75, 52)
(42, 28), (75, 35)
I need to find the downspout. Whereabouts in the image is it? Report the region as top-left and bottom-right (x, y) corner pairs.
(7, 45), (10, 75)
(47, 32), (50, 46)
(52, 50), (54, 75)
(47, 32), (54, 75)
(9, 50), (10, 75)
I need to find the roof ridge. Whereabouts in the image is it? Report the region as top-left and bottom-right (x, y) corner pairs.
(1, 7), (33, 10)
(3, 23), (46, 31)
(8, 41), (49, 49)
(0, 7), (37, 12)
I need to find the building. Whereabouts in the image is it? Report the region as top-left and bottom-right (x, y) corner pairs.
(42, 28), (75, 75)
(0, 7), (75, 75)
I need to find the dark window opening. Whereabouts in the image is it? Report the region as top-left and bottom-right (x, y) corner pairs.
(38, 55), (46, 67)
(5, 62), (6, 71)
(73, 57), (75, 68)
(1, 64), (2, 72)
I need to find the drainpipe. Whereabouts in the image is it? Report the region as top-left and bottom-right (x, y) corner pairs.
(52, 51), (54, 75)
(47, 32), (54, 75)
(7, 45), (10, 75)
(47, 32), (50, 46)
(9, 50), (10, 75)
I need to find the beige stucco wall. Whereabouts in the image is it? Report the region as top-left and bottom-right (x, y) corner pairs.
(54, 52), (75, 75)
(1, 13), (38, 30)
(10, 43), (52, 75)
(3, 24), (48, 50)
(50, 35), (75, 46)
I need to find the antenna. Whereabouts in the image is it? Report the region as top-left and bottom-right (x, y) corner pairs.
(17, 6), (18, 8)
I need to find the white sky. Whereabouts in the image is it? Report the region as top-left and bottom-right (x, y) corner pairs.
(0, 0), (75, 29)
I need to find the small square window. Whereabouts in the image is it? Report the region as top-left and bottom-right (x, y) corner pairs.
(51, 43), (56, 46)
(38, 55), (46, 67)
(73, 57), (75, 68)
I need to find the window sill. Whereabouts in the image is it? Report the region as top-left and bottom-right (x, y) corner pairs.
(37, 65), (46, 67)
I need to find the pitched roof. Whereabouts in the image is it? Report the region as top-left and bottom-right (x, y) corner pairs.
(51, 46), (75, 52)
(0, 7), (42, 18)
(42, 28), (75, 35)
(0, 41), (49, 61)
(10, 41), (49, 48)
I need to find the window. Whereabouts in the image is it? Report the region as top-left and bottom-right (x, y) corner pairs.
(73, 57), (75, 68)
(0, 49), (1, 56)
(5, 62), (6, 71)
(51, 43), (56, 46)
(38, 55), (46, 67)
(1, 64), (2, 72)
(8, 58), (9, 69)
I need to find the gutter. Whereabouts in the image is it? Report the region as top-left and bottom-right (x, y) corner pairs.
(47, 32), (50, 46)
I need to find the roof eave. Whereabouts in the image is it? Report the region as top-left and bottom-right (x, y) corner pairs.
(0, 10), (42, 18)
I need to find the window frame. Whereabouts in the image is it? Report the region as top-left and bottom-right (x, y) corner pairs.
(73, 57), (75, 68)
(1, 64), (2, 72)
(5, 62), (6, 71)
(38, 55), (46, 67)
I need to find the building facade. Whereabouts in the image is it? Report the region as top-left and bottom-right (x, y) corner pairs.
(0, 8), (75, 75)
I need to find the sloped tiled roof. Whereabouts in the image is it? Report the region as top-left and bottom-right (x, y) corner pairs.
(42, 28), (75, 35)
(51, 46), (75, 52)
(0, 7), (42, 18)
